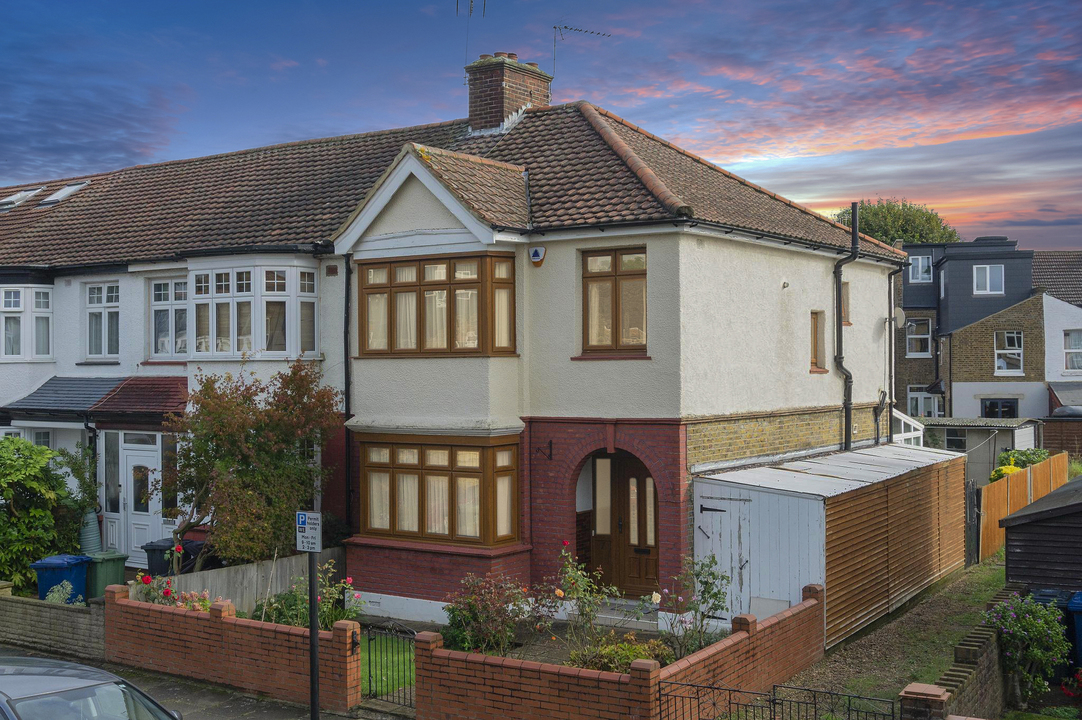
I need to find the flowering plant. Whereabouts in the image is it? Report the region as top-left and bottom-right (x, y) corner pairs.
(251, 560), (361, 630)
(1062, 668), (1082, 698)
(656, 554), (730, 659)
(983, 593), (1072, 707)
(128, 573), (175, 605)
(175, 589), (219, 612)
(443, 574), (550, 656)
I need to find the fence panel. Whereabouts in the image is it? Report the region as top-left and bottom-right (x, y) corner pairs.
(979, 455), (1068, 560)
(659, 683), (896, 720)
(1031, 460), (1051, 500)
(366, 622), (416, 708)
(1007, 470), (1029, 514)
(979, 479), (1008, 561)
(1051, 453), (1069, 490)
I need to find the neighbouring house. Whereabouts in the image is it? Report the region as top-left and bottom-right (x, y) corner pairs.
(1001, 476), (1082, 592)
(1033, 250), (1082, 309)
(921, 416), (1043, 486)
(1047, 383), (1082, 455)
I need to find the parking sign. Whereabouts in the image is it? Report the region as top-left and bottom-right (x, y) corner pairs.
(296, 511), (322, 553)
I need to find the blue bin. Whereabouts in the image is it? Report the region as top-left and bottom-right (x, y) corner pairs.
(1031, 589), (1075, 681)
(30, 554), (92, 603)
(1069, 592), (1082, 669)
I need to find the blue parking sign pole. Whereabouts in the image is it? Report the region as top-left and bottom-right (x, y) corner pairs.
(297, 511), (320, 719)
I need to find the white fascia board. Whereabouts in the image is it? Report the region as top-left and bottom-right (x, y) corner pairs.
(11, 419), (89, 430)
(333, 154), (509, 255)
(127, 260), (190, 274)
(186, 253), (318, 271)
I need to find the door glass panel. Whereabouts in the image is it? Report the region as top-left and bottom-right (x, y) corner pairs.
(123, 433), (157, 446)
(594, 458), (611, 534)
(396, 472), (419, 532)
(425, 474), (450, 535)
(368, 471), (390, 529)
(132, 466), (149, 513)
(104, 433), (120, 514)
(646, 477), (656, 547)
(455, 476), (480, 538)
(162, 436), (178, 514)
(496, 474), (514, 537)
(628, 478), (639, 545)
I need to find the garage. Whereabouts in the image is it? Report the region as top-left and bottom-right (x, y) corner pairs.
(694, 444), (966, 646)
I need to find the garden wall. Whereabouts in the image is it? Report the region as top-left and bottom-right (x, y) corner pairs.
(103, 585), (361, 713)
(898, 625), (1003, 720)
(413, 584), (825, 720)
(0, 581), (104, 660)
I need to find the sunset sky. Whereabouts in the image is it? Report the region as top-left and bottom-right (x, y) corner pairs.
(2, 0), (1079, 249)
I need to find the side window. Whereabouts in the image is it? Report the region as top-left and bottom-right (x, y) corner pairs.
(909, 256), (932, 283)
(906, 319), (932, 357)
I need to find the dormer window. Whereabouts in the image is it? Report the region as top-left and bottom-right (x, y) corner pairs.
(909, 256), (932, 283)
(974, 265), (1004, 295)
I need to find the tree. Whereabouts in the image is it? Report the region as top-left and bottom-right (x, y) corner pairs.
(157, 360), (341, 570)
(834, 197), (963, 245)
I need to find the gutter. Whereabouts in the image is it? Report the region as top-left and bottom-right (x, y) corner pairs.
(834, 203), (860, 450)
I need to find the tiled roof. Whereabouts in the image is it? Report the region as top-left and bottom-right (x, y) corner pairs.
(1033, 251), (1082, 307)
(0, 102), (904, 269)
(3, 377), (124, 414)
(90, 376), (188, 417)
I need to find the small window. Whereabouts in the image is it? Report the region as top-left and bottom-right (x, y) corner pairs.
(906, 319), (932, 357)
(994, 330), (1023, 375)
(810, 311), (826, 370)
(3, 289), (22, 310)
(840, 282), (851, 324)
(945, 429), (966, 451)
(34, 291), (50, 310)
(215, 272), (231, 295)
(1064, 330), (1082, 370)
(0, 186), (44, 210)
(300, 271), (316, 294)
(974, 265), (1004, 295)
(909, 256), (932, 283)
(194, 274), (210, 296)
(123, 432), (157, 446)
(907, 385), (944, 418)
(32, 430), (51, 448)
(235, 271), (252, 294)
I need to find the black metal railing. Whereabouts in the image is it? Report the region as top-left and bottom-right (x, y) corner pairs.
(659, 682), (896, 720)
(365, 621), (416, 708)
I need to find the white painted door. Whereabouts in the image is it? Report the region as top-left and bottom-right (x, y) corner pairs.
(101, 432), (124, 555)
(123, 451), (160, 567)
(694, 482), (753, 618)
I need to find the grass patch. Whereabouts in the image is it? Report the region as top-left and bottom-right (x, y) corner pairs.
(1007, 709), (1081, 720)
(362, 634), (415, 697)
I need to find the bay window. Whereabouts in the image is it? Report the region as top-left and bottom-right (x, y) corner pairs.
(360, 254), (514, 356)
(1, 286), (52, 360)
(86, 283), (120, 358)
(582, 248), (646, 354)
(360, 438), (518, 545)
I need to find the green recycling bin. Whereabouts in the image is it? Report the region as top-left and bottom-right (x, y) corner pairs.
(86, 550), (129, 599)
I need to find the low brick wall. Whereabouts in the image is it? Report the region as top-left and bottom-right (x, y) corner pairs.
(103, 585), (361, 713)
(414, 584), (825, 720)
(0, 581), (104, 660)
(899, 625), (1004, 720)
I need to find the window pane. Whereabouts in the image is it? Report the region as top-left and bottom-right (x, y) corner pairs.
(425, 474), (450, 535)
(235, 271), (251, 293)
(454, 260), (478, 280)
(424, 263), (447, 281)
(33, 430), (50, 447)
(495, 448), (513, 467)
(132, 465), (149, 513)
(300, 271), (316, 294)
(620, 252), (646, 271)
(215, 302), (231, 352)
(367, 446), (390, 463)
(620, 277), (647, 346)
(3, 289), (21, 309)
(174, 309), (187, 354)
(424, 448), (450, 467)
(455, 449), (480, 469)
(123, 432), (157, 446)
(494, 286), (512, 349)
(1066, 330), (1082, 350)
(265, 301), (287, 352)
(195, 274), (210, 295)
(153, 282), (169, 302)
(215, 272), (230, 294)
(366, 293), (388, 350)
(395, 265), (417, 283)
(88, 286), (103, 304)
(34, 291), (50, 310)
(595, 458), (611, 534)
(455, 476), (480, 538)
(368, 471), (390, 529)
(397, 473), (419, 532)
(587, 279), (613, 346)
(106, 285), (119, 304)
(454, 288), (479, 349)
(236, 302), (252, 353)
(586, 254), (612, 273)
(3, 316), (20, 355)
(107, 311), (119, 355)
(975, 267), (988, 292)
(174, 281), (188, 301)
(104, 433), (120, 514)
(494, 260), (513, 280)
(154, 309), (170, 354)
(990, 266), (1004, 293)
(397, 448), (419, 465)
(646, 477), (656, 547)
(195, 304), (210, 353)
(88, 312), (103, 355)
(34, 316), (49, 356)
(265, 270), (286, 293)
(367, 267), (388, 285)
(628, 478), (639, 544)
(424, 289), (447, 350)
(162, 435), (178, 513)
(394, 291), (417, 350)
(300, 301), (316, 353)
(496, 474), (514, 537)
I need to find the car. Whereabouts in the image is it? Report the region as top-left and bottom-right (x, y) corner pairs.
(0, 655), (182, 720)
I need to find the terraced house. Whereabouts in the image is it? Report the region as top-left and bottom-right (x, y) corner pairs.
(1, 52), (913, 617)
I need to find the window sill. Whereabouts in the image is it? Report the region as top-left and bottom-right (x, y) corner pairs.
(353, 353), (519, 359)
(141, 360), (187, 366)
(994, 372), (1025, 377)
(0, 358), (55, 363)
(809, 367), (829, 374)
(77, 360), (120, 366)
(345, 535), (531, 557)
(906, 354), (933, 359)
(571, 354), (651, 361)
(973, 293), (1005, 297)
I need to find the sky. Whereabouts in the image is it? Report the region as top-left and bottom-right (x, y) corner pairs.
(2, 0), (1080, 249)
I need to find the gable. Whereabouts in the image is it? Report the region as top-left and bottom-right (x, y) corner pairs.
(365, 174), (466, 237)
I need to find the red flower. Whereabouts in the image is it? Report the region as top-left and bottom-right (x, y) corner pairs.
(562, 540), (570, 547)
(175, 545), (183, 553)
(141, 575), (152, 585)
(163, 588), (172, 598)
(165, 579), (171, 587)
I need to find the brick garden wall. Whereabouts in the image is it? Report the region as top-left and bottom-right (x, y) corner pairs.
(0, 583), (104, 660)
(103, 585), (362, 713)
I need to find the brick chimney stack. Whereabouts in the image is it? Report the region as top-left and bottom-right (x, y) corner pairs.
(465, 52), (552, 132)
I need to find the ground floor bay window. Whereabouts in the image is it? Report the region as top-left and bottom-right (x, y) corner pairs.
(359, 435), (518, 545)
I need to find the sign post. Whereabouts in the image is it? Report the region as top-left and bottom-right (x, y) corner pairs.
(296, 511), (323, 720)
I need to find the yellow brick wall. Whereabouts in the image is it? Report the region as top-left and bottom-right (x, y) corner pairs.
(947, 294), (1044, 384)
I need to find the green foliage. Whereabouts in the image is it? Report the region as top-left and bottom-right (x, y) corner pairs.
(834, 197), (962, 245)
(991, 465), (1023, 483)
(552, 547), (623, 652)
(1069, 457), (1082, 479)
(44, 579), (83, 605)
(660, 554), (730, 659)
(984, 593), (1072, 705)
(158, 359), (341, 567)
(997, 448), (1050, 470)
(443, 574), (547, 655)
(128, 571), (178, 605)
(53, 442), (98, 515)
(252, 560), (361, 630)
(1041, 706), (1079, 719)
(0, 437), (80, 591)
(568, 631), (674, 672)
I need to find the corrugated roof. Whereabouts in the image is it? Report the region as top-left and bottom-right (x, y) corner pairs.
(921, 417), (1039, 428)
(3, 377), (124, 414)
(1001, 477), (1082, 527)
(698, 444), (960, 499)
(1049, 382), (1082, 408)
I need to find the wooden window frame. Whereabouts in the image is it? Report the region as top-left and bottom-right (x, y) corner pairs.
(581, 248), (647, 355)
(358, 252), (515, 357)
(810, 311), (827, 372)
(359, 435), (519, 546)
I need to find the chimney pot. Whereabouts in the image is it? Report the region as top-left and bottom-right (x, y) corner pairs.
(507, 52), (518, 60)
(494, 51), (508, 58)
(526, 62), (539, 68)
(479, 54), (492, 60)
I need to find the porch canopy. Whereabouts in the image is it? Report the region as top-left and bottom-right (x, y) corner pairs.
(3, 376), (124, 422)
(2, 376), (187, 424)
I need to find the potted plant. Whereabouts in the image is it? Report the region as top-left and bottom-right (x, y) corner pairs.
(55, 442), (102, 554)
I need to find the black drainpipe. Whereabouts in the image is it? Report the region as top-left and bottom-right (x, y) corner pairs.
(887, 265), (904, 443)
(343, 253), (354, 532)
(834, 202), (860, 451)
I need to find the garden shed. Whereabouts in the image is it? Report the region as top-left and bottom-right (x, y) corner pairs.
(694, 444), (965, 647)
(1001, 476), (1082, 592)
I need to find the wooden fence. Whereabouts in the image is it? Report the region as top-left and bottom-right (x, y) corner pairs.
(979, 453), (1070, 561)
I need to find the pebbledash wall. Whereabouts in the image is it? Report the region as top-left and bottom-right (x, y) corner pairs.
(103, 585), (362, 713)
(414, 585), (826, 720)
(0, 582), (105, 660)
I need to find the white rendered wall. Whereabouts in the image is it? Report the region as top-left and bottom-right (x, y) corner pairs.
(952, 381), (1048, 419)
(1044, 294), (1082, 384)
(365, 175), (465, 237)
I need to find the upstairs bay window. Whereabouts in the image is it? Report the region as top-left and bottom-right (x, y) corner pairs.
(582, 248), (646, 354)
(87, 283), (120, 358)
(360, 254), (514, 356)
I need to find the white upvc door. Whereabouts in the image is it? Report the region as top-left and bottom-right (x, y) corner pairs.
(123, 450), (160, 567)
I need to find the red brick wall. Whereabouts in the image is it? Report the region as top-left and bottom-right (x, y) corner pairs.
(575, 511), (592, 569)
(104, 585), (361, 713)
(345, 536), (531, 603)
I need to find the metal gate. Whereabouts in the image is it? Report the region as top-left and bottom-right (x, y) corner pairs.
(659, 682), (897, 720)
(365, 621), (416, 708)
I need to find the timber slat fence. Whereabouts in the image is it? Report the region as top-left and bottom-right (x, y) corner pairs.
(979, 453), (1069, 561)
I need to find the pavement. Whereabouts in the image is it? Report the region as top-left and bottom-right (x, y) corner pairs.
(0, 644), (353, 719)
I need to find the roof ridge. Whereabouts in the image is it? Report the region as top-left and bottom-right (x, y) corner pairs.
(588, 105), (905, 258)
(408, 143), (526, 173)
(578, 103), (692, 218)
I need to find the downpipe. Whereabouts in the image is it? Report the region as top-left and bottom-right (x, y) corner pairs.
(834, 202), (860, 451)
(887, 265), (904, 443)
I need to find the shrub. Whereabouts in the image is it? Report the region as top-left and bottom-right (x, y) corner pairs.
(1062, 668), (1082, 699)
(1068, 457), (1082, 479)
(129, 572), (178, 605)
(550, 546), (623, 652)
(659, 555), (730, 659)
(984, 593), (1072, 706)
(997, 448), (1050, 470)
(44, 580), (83, 605)
(252, 560), (361, 630)
(990, 465), (1022, 483)
(443, 574), (541, 655)
(568, 631), (674, 672)
(0, 437), (80, 591)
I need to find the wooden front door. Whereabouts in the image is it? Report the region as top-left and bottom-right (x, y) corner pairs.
(589, 453), (659, 596)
